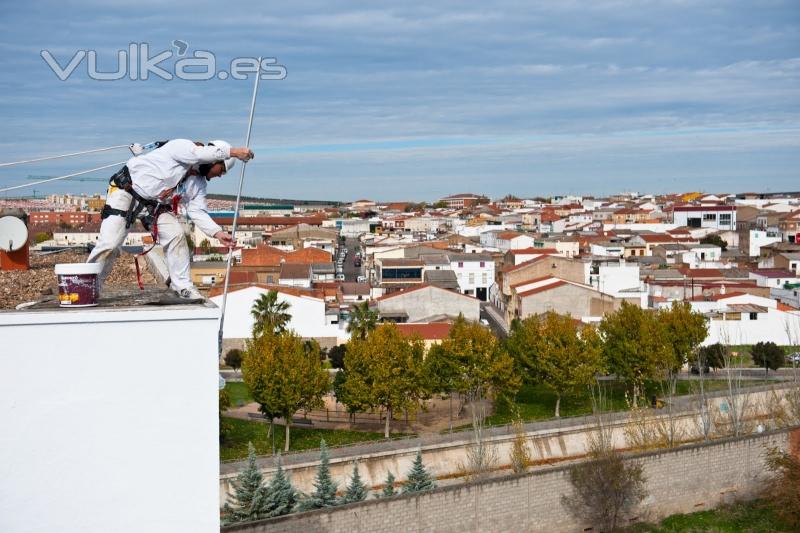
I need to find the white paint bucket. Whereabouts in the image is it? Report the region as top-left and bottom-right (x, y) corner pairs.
(55, 263), (103, 307)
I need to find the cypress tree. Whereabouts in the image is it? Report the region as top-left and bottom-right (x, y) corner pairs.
(403, 449), (436, 494)
(222, 442), (269, 523)
(341, 461), (368, 503)
(380, 471), (397, 498)
(264, 454), (298, 517)
(301, 439), (338, 509)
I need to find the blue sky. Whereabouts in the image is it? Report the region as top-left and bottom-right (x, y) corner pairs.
(0, 0), (798, 201)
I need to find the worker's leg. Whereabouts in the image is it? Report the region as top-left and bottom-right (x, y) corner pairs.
(87, 188), (132, 290)
(157, 212), (194, 292)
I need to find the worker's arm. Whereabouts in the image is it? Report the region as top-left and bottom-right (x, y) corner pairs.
(182, 176), (227, 241)
(167, 139), (253, 165)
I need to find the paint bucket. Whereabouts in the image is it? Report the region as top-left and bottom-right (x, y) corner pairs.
(55, 263), (102, 307)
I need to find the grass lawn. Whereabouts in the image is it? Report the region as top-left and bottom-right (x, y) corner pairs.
(487, 379), (769, 426)
(224, 382), (252, 407)
(220, 416), (396, 461)
(628, 499), (794, 532)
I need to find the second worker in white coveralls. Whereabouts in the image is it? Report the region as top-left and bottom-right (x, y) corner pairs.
(87, 139), (254, 299)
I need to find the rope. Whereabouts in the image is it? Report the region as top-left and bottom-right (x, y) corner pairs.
(0, 145), (130, 168)
(0, 161), (127, 194)
(218, 58), (263, 357)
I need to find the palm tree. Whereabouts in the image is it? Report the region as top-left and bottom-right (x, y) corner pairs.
(251, 290), (291, 338)
(346, 300), (378, 340)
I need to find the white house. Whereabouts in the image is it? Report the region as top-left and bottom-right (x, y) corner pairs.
(749, 269), (800, 289)
(210, 285), (347, 348)
(448, 253), (495, 301)
(672, 206), (736, 230)
(687, 292), (800, 345)
(748, 229), (782, 257)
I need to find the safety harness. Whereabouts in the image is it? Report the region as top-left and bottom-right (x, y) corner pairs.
(101, 164), (183, 290)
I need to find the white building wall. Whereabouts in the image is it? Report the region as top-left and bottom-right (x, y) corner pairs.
(210, 286), (346, 343)
(748, 230), (782, 257)
(0, 304), (220, 533)
(705, 309), (800, 346)
(450, 258), (495, 297)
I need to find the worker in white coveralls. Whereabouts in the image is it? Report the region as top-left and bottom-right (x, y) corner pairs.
(87, 139), (254, 299)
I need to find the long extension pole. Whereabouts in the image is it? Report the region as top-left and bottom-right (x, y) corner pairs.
(218, 58), (263, 357)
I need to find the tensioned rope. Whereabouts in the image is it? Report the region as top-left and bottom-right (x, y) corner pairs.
(0, 145), (130, 168)
(0, 161), (127, 194)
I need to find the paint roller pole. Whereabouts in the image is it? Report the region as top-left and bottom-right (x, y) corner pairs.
(218, 58), (263, 357)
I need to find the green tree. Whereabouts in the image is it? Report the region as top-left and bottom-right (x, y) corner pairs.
(225, 348), (243, 374)
(380, 471), (397, 498)
(328, 344), (347, 369)
(346, 300), (378, 340)
(301, 439), (338, 510)
(599, 302), (670, 403)
(242, 332), (329, 451)
(751, 341), (785, 374)
(222, 442), (269, 524)
(219, 388), (232, 443)
(700, 233), (728, 251)
(507, 313), (605, 417)
(199, 238), (212, 254)
(264, 454), (298, 517)
(694, 343), (726, 370)
(251, 290), (291, 338)
(658, 301), (708, 372)
(340, 461), (368, 504)
(402, 449), (436, 494)
(434, 316), (520, 407)
(341, 323), (427, 438)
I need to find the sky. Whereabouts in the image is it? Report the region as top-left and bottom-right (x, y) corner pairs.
(0, 0), (798, 201)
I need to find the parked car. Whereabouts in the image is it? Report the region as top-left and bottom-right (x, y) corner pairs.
(690, 364), (711, 375)
(789, 352), (800, 364)
(335, 274), (345, 281)
(357, 275), (367, 283)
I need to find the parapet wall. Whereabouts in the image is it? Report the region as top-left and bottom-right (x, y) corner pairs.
(222, 428), (795, 533)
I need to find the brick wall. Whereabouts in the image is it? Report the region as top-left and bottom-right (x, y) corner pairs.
(222, 429), (794, 533)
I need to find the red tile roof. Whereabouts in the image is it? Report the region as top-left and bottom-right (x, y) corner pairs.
(396, 322), (453, 340)
(208, 283), (324, 299)
(517, 280), (567, 297)
(509, 247), (559, 255)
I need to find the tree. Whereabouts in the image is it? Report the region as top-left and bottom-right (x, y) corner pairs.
(700, 233), (728, 251)
(599, 302), (671, 404)
(242, 332), (329, 452)
(380, 471), (397, 498)
(507, 313), (604, 417)
(301, 439), (338, 510)
(328, 344), (347, 369)
(751, 341), (785, 375)
(263, 454), (298, 517)
(433, 315), (520, 410)
(346, 300), (378, 340)
(658, 301), (708, 372)
(509, 417), (532, 474)
(694, 343), (726, 371)
(340, 461), (368, 504)
(199, 238), (212, 254)
(251, 291), (291, 338)
(223, 442), (269, 524)
(340, 323), (427, 438)
(34, 232), (51, 244)
(225, 348), (243, 374)
(561, 447), (647, 532)
(219, 388), (232, 443)
(403, 449), (436, 494)
(763, 447), (800, 528)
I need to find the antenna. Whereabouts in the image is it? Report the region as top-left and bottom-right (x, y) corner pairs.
(0, 216), (29, 252)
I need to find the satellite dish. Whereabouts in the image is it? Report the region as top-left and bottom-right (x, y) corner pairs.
(0, 216), (28, 252)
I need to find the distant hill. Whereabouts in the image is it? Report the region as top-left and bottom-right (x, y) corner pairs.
(207, 194), (342, 207)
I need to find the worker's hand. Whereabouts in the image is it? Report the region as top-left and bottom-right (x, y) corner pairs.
(230, 148), (254, 162)
(214, 231), (237, 248)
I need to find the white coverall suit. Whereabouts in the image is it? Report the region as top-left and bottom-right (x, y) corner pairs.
(87, 139), (226, 293)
